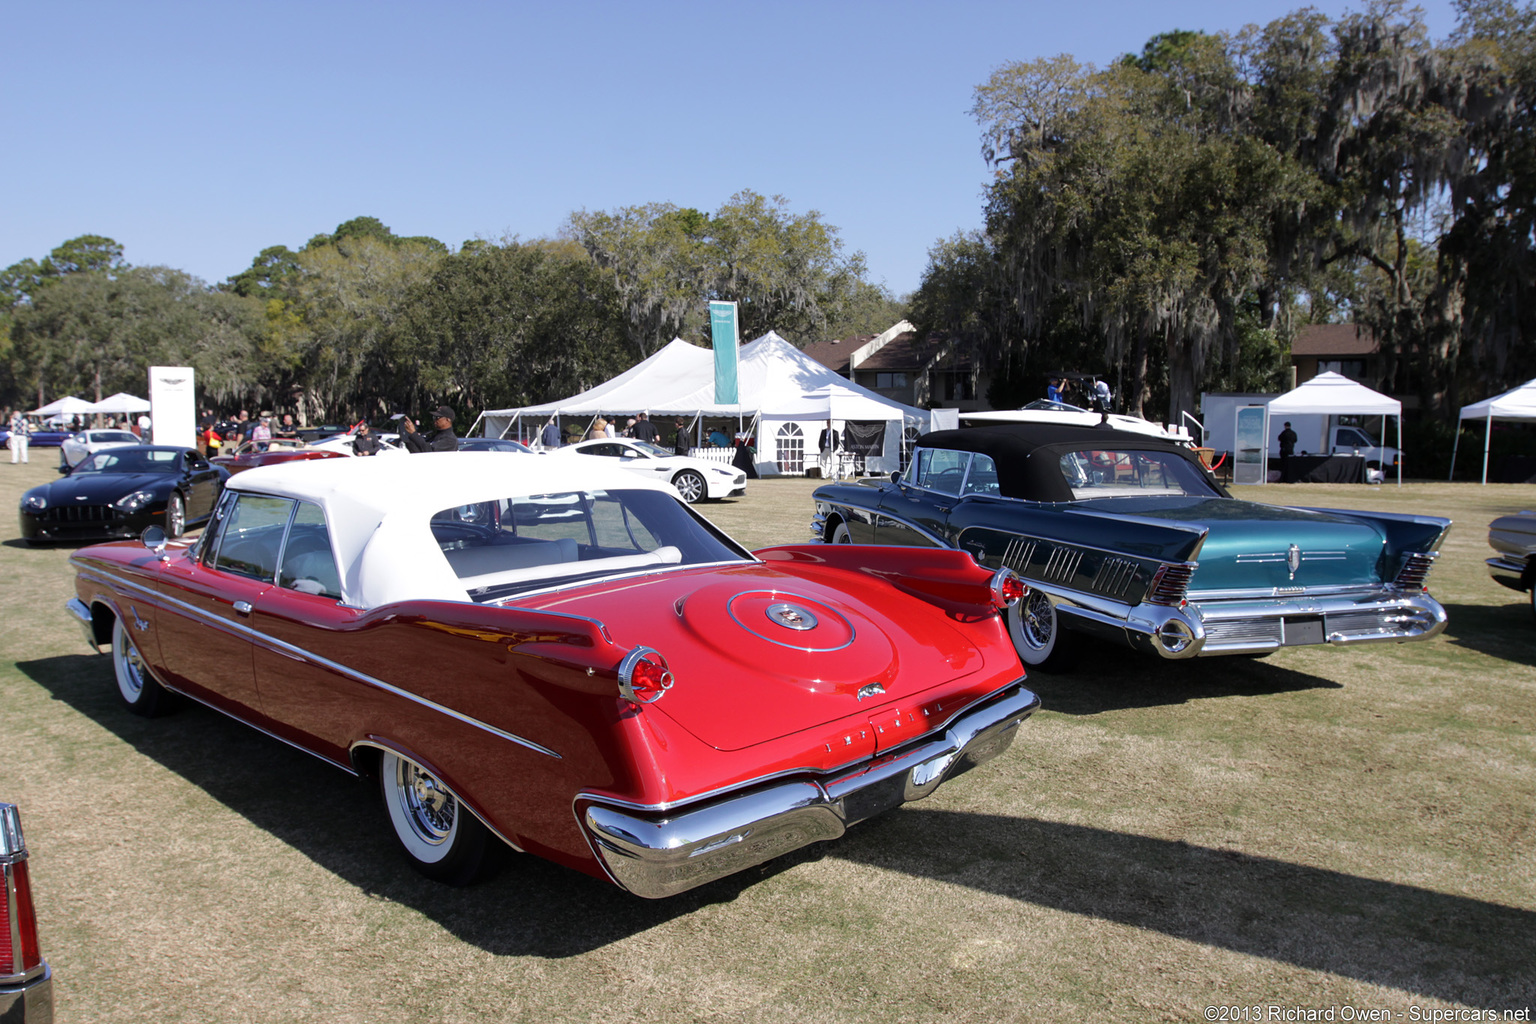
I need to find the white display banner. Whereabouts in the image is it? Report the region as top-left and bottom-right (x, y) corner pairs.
(149, 366), (197, 448)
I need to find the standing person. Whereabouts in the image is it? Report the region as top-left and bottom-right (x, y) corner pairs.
(622, 417), (637, 438)
(588, 415), (607, 441)
(1278, 421), (1297, 459)
(540, 416), (562, 450)
(274, 414), (299, 442)
(673, 419), (689, 456)
(399, 406), (458, 452)
(817, 419), (839, 479)
(1278, 420), (1298, 481)
(632, 412), (659, 444)
(352, 421), (381, 456)
(251, 416), (273, 451)
(1047, 378), (1062, 403)
(604, 416), (617, 438)
(9, 409), (30, 464)
(1092, 378), (1113, 413)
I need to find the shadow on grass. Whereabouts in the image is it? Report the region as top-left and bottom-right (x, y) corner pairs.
(1441, 601), (1536, 667)
(18, 652), (1532, 1006)
(1023, 644), (1341, 715)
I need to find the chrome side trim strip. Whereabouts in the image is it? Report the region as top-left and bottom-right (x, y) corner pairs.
(76, 566), (563, 760)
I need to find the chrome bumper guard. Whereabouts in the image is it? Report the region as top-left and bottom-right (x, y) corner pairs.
(582, 682), (1039, 899)
(1487, 556), (1530, 592)
(65, 598), (99, 650)
(0, 966), (54, 1024)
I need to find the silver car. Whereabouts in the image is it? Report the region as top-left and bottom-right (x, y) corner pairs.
(60, 428), (140, 468)
(1487, 510), (1536, 622)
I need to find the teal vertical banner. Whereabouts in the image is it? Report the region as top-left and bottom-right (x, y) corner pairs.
(709, 300), (739, 404)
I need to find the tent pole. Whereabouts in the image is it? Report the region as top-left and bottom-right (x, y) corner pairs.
(1482, 412), (1492, 485)
(1395, 415), (1401, 486)
(1449, 417), (1461, 481)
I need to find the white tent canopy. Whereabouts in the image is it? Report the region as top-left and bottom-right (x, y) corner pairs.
(1265, 371), (1403, 485)
(478, 331), (929, 475)
(1453, 377), (1536, 484)
(85, 392), (152, 415)
(30, 396), (96, 418)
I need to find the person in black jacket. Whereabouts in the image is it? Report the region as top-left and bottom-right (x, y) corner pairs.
(400, 406), (458, 453)
(352, 421), (382, 456)
(632, 412), (659, 444)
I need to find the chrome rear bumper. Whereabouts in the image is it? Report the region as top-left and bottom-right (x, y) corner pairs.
(1187, 589), (1448, 655)
(580, 682), (1039, 899)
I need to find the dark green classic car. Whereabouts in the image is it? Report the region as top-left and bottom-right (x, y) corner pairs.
(812, 423), (1450, 671)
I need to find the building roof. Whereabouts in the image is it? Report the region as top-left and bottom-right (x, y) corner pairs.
(799, 335), (865, 375)
(1292, 324), (1379, 356)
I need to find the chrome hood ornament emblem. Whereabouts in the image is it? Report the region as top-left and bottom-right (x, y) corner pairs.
(765, 602), (818, 631)
(1287, 543), (1302, 580)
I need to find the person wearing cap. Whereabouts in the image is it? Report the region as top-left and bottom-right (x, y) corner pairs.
(400, 405), (459, 453)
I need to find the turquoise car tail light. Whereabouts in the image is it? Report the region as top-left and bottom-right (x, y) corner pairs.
(1147, 563), (1196, 606)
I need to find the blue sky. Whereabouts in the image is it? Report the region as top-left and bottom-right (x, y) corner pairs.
(1, 0), (1460, 298)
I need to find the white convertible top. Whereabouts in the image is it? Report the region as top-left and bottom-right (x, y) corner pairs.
(229, 452), (682, 608)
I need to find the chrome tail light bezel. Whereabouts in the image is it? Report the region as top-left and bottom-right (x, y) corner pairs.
(988, 567), (1028, 610)
(617, 646), (675, 705)
(1147, 562), (1197, 606)
(1393, 551), (1438, 592)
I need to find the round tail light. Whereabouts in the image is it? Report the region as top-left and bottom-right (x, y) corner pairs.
(989, 568), (1028, 609)
(618, 647), (674, 705)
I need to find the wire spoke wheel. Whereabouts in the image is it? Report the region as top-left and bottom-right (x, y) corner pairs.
(379, 750), (502, 884)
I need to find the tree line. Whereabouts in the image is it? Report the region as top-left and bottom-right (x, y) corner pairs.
(910, 0), (1536, 425)
(4, 2), (1530, 433)
(0, 197), (902, 424)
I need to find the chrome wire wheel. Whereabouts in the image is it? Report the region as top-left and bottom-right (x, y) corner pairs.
(378, 750), (502, 884)
(674, 470), (706, 503)
(1007, 588), (1077, 672)
(165, 493), (185, 538)
(386, 752), (457, 855)
(1020, 590), (1054, 650)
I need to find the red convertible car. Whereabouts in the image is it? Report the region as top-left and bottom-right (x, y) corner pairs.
(66, 454), (1037, 896)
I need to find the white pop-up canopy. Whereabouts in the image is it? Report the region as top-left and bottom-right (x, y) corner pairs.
(86, 392), (152, 415)
(1266, 371), (1403, 485)
(478, 331), (928, 475)
(1452, 377), (1536, 484)
(30, 396), (96, 418)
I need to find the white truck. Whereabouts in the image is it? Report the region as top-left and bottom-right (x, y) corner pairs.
(1198, 393), (1401, 470)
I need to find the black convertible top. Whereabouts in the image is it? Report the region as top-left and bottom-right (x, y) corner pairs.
(916, 422), (1214, 502)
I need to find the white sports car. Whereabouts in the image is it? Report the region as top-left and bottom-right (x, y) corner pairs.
(551, 439), (747, 503)
(60, 429), (142, 468)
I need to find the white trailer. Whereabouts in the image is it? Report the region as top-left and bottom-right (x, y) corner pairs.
(1199, 392), (1400, 484)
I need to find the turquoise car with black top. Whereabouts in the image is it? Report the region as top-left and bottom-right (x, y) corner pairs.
(811, 422), (1449, 672)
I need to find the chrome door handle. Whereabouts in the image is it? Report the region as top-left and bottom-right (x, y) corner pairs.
(233, 601), (253, 616)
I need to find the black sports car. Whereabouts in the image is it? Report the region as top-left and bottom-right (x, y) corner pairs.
(19, 445), (226, 544)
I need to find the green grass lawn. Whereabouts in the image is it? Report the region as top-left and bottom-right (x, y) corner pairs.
(3, 461), (1533, 1022)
